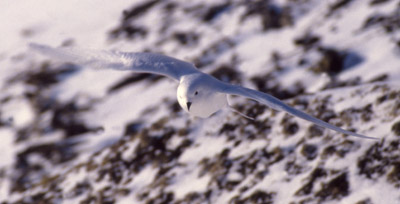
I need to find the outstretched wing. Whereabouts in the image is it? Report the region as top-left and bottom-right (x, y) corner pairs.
(219, 84), (377, 140)
(29, 43), (200, 81)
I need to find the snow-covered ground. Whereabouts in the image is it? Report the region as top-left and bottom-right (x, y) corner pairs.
(1, 0), (400, 203)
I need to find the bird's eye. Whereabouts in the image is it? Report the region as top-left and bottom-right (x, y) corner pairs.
(195, 91), (198, 96)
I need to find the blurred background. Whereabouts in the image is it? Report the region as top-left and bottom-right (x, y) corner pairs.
(1, 0), (400, 203)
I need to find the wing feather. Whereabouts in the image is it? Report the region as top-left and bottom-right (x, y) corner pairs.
(220, 84), (377, 140)
(29, 43), (199, 81)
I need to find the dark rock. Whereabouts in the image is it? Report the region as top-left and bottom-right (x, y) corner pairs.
(122, 0), (160, 21)
(230, 190), (275, 204)
(202, 3), (231, 22)
(251, 74), (305, 100)
(193, 38), (236, 68)
(362, 6), (400, 33)
(301, 144), (318, 160)
(109, 25), (148, 39)
(392, 121), (400, 136)
(357, 142), (400, 181)
(294, 33), (321, 50)
(13, 141), (78, 192)
(170, 101), (182, 114)
(146, 191), (175, 204)
(315, 172), (349, 201)
(285, 160), (304, 175)
(368, 74), (388, 83)
(327, 0), (354, 16)
(51, 101), (98, 138)
(173, 32), (199, 46)
(355, 198), (374, 204)
(282, 120), (299, 136)
(370, 0), (391, 5)
(310, 47), (364, 76)
(387, 162), (400, 187)
(210, 64), (241, 84)
(322, 76), (362, 90)
(322, 145), (337, 159)
(124, 121), (143, 136)
(339, 103), (374, 124)
(295, 168), (327, 196)
(363, 14), (387, 29)
(219, 123), (237, 135)
(308, 125), (324, 138)
(19, 63), (78, 89)
(70, 181), (92, 198)
(242, 1), (292, 31)
(108, 0), (160, 40)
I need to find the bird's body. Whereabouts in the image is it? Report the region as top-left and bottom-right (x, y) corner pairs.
(29, 43), (377, 140)
(178, 73), (228, 118)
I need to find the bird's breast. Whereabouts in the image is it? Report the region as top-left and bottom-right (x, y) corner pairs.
(189, 92), (227, 118)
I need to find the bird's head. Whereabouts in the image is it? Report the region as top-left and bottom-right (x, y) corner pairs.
(177, 77), (203, 112)
(177, 74), (227, 118)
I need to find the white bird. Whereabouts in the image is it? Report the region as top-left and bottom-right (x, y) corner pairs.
(29, 43), (377, 140)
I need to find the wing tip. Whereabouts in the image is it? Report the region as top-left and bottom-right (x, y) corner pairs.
(350, 134), (379, 140)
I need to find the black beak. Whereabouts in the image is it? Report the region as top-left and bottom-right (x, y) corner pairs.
(186, 102), (192, 110)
